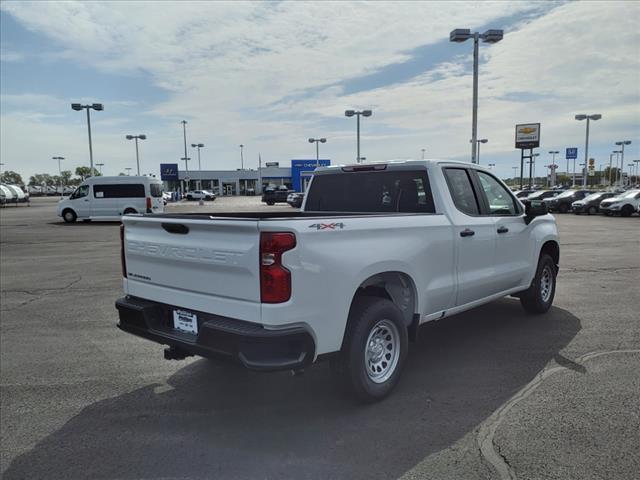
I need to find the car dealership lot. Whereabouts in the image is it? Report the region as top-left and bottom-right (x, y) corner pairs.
(1, 197), (639, 480)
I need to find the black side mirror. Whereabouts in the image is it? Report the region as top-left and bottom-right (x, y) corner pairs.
(525, 200), (548, 224)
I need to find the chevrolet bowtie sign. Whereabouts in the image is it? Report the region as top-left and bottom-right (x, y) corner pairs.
(515, 123), (541, 149)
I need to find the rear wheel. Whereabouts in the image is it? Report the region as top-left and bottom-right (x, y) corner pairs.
(331, 297), (408, 403)
(520, 254), (557, 314)
(266, 201), (275, 206)
(588, 206), (597, 215)
(621, 205), (634, 217)
(123, 208), (137, 215)
(186, 195), (193, 201)
(62, 209), (77, 223)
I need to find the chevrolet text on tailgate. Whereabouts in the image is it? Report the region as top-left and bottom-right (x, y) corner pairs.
(116, 160), (559, 402)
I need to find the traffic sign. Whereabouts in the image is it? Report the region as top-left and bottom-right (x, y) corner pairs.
(566, 148), (578, 159)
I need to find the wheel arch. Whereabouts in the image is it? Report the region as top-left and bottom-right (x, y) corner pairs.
(350, 271), (418, 328)
(540, 239), (560, 268)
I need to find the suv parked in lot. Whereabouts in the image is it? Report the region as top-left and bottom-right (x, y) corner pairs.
(116, 160), (559, 402)
(286, 192), (304, 208)
(571, 191), (616, 215)
(185, 190), (216, 201)
(521, 189), (561, 207)
(545, 189), (594, 213)
(262, 185), (291, 205)
(599, 189), (640, 216)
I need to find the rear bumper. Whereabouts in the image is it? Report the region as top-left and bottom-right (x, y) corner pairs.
(116, 296), (315, 371)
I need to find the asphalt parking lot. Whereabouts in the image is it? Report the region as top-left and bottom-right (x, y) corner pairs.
(1, 197), (639, 480)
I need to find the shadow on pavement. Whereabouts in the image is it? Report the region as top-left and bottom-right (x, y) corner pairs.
(4, 299), (580, 480)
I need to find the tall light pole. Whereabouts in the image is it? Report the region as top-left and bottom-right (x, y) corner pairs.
(191, 143), (205, 190)
(345, 109), (372, 163)
(548, 150), (559, 187)
(96, 163), (104, 175)
(421, 148), (426, 160)
(180, 120), (189, 192)
(512, 166), (518, 187)
(125, 134), (146, 175)
(470, 138), (488, 164)
(53, 156), (64, 196)
(71, 103), (103, 175)
(239, 144), (244, 170)
(627, 163), (634, 186)
(634, 160), (640, 184)
(614, 140), (631, 187)
(308, 138), (327, 169)
(125, 167), (132, 176)
(450, 28), (503, 164)
(574, 114), (602, 187)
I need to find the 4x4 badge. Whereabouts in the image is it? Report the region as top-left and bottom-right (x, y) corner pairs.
(308, 223), (345, 230)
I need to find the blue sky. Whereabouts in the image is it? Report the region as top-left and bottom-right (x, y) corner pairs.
(1, 1), (639, 181)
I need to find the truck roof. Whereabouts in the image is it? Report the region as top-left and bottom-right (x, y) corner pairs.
(315, 159), (487, 173)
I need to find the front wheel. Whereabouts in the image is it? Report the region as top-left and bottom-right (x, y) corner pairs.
(621, 205), (634, 217)
(588, 206), (597, 215)
(62, 209), (77, 223)
(331, 297), (408, 403)
(520, 254), (557, 314)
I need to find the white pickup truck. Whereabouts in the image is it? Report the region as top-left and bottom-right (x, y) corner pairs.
(116, 160), (559, 402)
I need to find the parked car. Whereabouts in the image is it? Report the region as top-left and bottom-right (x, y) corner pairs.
(545, 189), (594, 213)
(57, 176), (164, 223)
(116, 160), (559, 402)
(286, 192), (305, 208)
(571, 192), (617, 215)
(0, 185), (16, 205)
(262, 185), (291, 205)
(521, 189), (561, 207)
(599, 189), (640, 217)
(5, 185), (27, 203)
(513, 189), (536, 198)
(185, 190), (215, 201)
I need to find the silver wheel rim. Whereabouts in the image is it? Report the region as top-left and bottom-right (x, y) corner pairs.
(540, 266), (553, 303)
(64, 212), (73, 221)
(365, 319), (400, 384)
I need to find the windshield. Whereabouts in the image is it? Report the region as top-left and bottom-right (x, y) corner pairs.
(555, 190), (576, 198)
(620, 190), (640, 199)
(583, 193), (604, 202)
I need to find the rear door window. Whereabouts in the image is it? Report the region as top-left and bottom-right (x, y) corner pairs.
(443, 168), (480, 215)
(93, 184), (145, 198)
(305, 170), (435, 213)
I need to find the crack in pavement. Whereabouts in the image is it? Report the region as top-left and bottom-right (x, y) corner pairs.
(476, 349), (640, 480)
(0, 276), (83, 312)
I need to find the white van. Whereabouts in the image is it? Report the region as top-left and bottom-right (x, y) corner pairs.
(57, 176), (164, 223)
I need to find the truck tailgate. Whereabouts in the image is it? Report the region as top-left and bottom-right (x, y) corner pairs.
(121, 216), (260, 320)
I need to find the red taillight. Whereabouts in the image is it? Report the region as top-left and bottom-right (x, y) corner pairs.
(120, 223), (127, 278)
(146, 197), (152, 213)
(260, 232), (296, 303)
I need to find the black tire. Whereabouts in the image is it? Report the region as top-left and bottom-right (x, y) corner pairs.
(520, 253), (557, 314)
(62, 209), (77, 223)
(186, 195), (193, 201)
(620, 205), (634, 217)
(331, 297), (408, 403)
(123, 208), (137, 215)
(558, 203), (569, 214)
(588, 206), (597, 215)
(266, 201), (275, 206)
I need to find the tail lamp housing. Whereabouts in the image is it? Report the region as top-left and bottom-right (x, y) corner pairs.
(260, 232), (296, 303)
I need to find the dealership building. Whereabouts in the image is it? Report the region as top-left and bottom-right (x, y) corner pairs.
(160, 159), (330, 195)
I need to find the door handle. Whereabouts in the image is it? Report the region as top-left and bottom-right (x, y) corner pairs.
(497, 226), (509, 234)
(460, 228), (475, 237)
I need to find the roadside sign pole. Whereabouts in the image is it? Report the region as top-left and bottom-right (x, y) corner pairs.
(520, 149), (525, 190)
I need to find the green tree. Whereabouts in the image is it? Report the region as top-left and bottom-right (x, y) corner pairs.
(0, 170), (23, 185)
(60, 170), (73, 185)
(75, 166), (101, 180)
